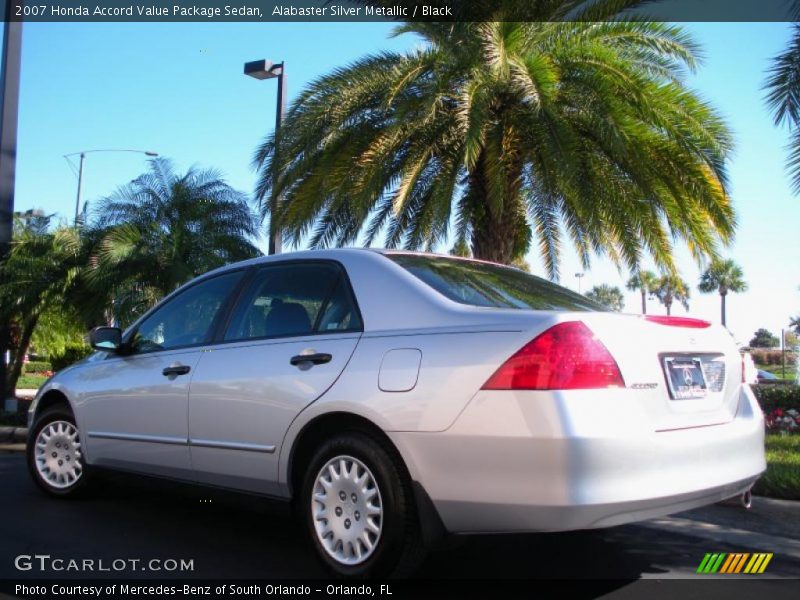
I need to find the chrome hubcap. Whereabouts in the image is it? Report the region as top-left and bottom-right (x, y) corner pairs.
(34, 420), (83, 489)
(312, 455), (383, 565)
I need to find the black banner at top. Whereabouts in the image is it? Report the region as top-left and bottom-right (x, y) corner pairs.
(3, 0), (800, 23)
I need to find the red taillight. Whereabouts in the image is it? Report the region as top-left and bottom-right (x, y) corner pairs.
(644, 315), (711, 328)
(482, 321), (624, 390)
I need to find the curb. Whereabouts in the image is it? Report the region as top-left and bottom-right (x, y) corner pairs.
(0, 443), (25, 453)
(0, 426), (28, 443)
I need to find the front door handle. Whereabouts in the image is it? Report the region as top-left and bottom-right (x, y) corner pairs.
(290, 353), (332, 367)
(162, 364), (191, 377)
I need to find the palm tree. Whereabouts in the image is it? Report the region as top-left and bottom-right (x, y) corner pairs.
(698, 258), (747, 327)
(653, 274), (690, 316)
(790, 315), (800, 336)
(0, 224), (99, 396)
(255, 4), (734, 278)
(765, 5), (800, 193)
(91, 158), (261, 325)
(626, 270), (659, 314)
(585, 284), (625, 312)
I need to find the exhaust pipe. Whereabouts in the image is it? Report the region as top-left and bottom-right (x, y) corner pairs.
(719, 488), (752, 509)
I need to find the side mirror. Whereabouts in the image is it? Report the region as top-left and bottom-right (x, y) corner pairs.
(89, 326), (122, 352)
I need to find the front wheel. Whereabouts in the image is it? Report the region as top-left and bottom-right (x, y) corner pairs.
(301, 432), (424, 578)
(27, 406), (90, 497)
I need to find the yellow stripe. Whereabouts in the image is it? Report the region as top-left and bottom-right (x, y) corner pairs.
(720, 554), (736, 573)
(744, 554), (760, 573)
(757, 554), (773, 574)
(734, 553), (750, 573)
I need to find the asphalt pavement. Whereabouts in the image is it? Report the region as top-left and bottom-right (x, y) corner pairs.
(0, 452), (798, 598)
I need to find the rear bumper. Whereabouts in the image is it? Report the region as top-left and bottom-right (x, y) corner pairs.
(390, 385), (765, 534)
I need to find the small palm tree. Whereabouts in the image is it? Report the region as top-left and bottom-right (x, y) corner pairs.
(653, 274), (690, 316)
(698, 258), (747, 327)
(0, 224), (97, 396)
(790, 315), (800, 336)
(91, 158), (261, 325)
(626, 270), (659, 314)
(255, 6), (734, 277)
(585, 284), (625, 312)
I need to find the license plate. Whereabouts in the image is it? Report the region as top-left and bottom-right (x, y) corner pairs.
(663, 357), (707, 400)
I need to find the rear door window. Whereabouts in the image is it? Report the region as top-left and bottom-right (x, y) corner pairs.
(224, 262), (362, 341)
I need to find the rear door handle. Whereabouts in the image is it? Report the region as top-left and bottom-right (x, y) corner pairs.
(162, 364), (191, 377)
(290, 353), (332, 367)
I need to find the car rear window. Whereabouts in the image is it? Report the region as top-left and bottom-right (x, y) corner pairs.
(387, 254), (604, 312)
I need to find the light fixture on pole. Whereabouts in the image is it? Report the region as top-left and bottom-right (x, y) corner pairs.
(64, 149), (158, 225)
(575, 272), (585, 294)
(244, 59), (286, 255)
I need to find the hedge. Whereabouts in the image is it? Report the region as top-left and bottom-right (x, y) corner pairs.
(23, 360), (52, 374)
(50, 344), (93, 372)
(750, 349), (797, 366)
(752, 384), (800, 413)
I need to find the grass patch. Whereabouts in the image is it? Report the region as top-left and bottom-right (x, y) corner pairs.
(757, 363), (797, 382)
(753, 434), (800, 500)
(16, 373), (49, 389)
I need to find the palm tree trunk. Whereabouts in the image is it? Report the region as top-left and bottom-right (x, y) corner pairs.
(4, 315), (38, 398)
(720, 292), (727, 327)
(468, 150), (524, 265)
(641, 290), (647, 314)
(666, 300), (672, 316)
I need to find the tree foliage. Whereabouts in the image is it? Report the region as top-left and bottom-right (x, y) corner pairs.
(653, 274), (690, 315)
(585, 283), (625, 311)
(255, 3), (735, 277)
(90, 158), (261, 325)
(750, 328), (780, 349)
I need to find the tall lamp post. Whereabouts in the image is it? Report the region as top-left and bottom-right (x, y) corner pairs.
(244, 59), (286, 255)
(574, 272), (585, 294)
(64, 149), (158, 224)
(0, 14), (22, 407)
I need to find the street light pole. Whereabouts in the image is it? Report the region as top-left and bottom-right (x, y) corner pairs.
(0, 14), (22, 406)
(244, 59), (285, 255)
(575, 272), (585, 294)
(64, 149), (158, 225)
(74, 152), (85, 224)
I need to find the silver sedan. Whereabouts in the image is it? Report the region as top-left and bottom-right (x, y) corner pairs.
(27, 249), (766, 577)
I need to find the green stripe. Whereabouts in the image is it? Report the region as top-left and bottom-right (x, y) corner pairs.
(697, 554), (713, 573)
(709, 553), (727, 573)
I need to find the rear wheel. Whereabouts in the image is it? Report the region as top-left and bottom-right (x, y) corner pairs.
(301, 432), (424, 578)
(27, 406), (89, 497)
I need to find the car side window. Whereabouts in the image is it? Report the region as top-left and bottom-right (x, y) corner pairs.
(129, 271), (244, 354)
(224, 263), (361, 342)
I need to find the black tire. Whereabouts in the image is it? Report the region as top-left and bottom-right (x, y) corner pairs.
(27, 405), (90, 498)
(300, 431), (425, 578)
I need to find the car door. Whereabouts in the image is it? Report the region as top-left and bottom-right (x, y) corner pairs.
(188, 261), (362, 495)
(77, 270), (245, 479)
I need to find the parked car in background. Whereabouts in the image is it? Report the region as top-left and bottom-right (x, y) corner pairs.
(757, 369), (779, 383)
(26, 249), (766, 577)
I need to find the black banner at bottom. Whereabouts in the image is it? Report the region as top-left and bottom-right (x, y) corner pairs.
(2, 579), (800, 600)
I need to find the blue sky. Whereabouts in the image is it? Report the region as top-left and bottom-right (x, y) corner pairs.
(9, 21), (800, 345)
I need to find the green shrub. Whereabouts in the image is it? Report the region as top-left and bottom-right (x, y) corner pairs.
(50, 343), (92, 371)
(750, 349), (796, 366)
(23, 360), (52, 374)
(752, 385), (800, 413)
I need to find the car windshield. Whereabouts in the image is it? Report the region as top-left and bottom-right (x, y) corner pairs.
(387, 254), (604, 312)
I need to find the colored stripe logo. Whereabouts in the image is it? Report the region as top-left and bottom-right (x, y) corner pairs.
(697, 552), (773, 574)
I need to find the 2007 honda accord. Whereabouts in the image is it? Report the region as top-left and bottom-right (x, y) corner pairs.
(27, 249), (765, 577)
